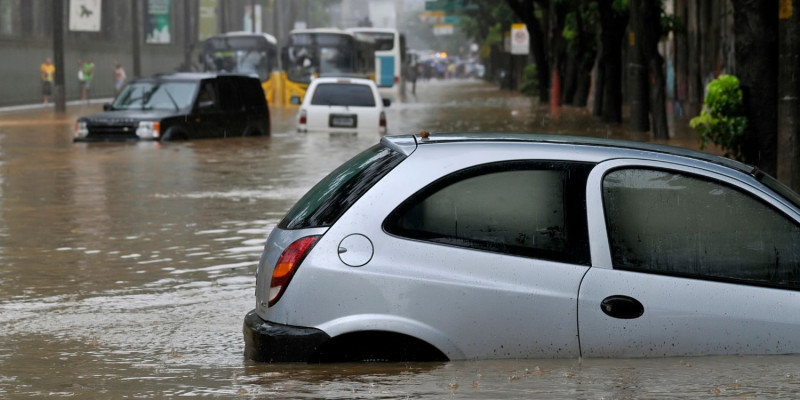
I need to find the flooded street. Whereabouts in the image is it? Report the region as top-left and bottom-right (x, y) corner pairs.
(2, 79), (799, 398)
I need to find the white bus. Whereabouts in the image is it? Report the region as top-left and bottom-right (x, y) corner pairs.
(346, 28), (406, 97)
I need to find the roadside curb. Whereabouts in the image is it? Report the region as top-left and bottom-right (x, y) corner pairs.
(0, 98), (114, 114)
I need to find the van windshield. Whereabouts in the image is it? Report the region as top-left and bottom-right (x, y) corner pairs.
(279, 144), (405, 229)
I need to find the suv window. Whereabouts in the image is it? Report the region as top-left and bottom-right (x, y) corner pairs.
(384, 161), (593, 265)
(196, 81), (218, 112)
(310, 83), (376, 107)
(218, 79), (244, 111)
(603, 168), (800, 288)
(279, 144), (405, 229)
(236, 78), (267, 110)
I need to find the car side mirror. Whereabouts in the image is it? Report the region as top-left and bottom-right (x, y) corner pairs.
(103, 103), (113, 111)
(382, 98), (391, 107)
(290, 95), (301, 105)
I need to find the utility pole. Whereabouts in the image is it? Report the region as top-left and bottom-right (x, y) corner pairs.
(53, 0), (66, 112)
(132, 0), (142, 77)
(251, 0), (257, 32)
(184, 0), (193, 71)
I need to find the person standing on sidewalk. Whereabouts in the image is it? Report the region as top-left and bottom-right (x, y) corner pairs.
(77, 59), (85, 99)
(113, 63), (126, 94)
(40, 58), (55, 104)
(81, 58), (95, 101)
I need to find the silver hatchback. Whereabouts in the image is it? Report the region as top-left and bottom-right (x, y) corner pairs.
(244, 133), (800, 362)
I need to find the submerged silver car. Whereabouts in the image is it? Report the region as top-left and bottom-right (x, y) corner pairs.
(244, 133), (800, 363)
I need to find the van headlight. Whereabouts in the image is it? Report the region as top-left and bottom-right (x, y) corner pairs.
(74, 121), (88, 138)
(136, 121), (160, 139)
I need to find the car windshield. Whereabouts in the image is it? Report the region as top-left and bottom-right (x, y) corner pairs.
(310, 83), (376, 107)
(280, 144), (405, 229)
(112, 82), (198, 111)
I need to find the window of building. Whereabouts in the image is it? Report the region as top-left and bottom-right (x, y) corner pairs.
(385, 161), (593, 265)
(603, 168), (800, 288)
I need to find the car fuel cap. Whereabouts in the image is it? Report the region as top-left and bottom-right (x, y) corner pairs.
(337, 234), (374, 267)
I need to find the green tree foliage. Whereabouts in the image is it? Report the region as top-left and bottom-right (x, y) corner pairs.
(690, 75), (749, 160)
(520, 63), (538, 95)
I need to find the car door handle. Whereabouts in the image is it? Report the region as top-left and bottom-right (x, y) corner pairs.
(600, 295), (644, 319)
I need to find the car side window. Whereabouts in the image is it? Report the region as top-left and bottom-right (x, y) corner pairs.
(603, 168), (800, 288)
(196, 82), (217, 112)
(218, 79), (244, 112)
(384, 161), (593, 265)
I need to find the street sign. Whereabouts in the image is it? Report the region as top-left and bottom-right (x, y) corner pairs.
(425, 0), (477, 12)
(69, 0), (102, 32)
(420, 11), (445, 24)
(510, 23), (529, 55)
(434, 24), (454, 36)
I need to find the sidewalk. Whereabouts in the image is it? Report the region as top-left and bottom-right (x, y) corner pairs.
(0, 98), (113, 114)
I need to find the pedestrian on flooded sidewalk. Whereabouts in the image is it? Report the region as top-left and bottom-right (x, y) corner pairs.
(40, 57), (55, 104)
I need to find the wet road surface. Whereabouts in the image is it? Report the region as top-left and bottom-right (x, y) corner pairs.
(2, 79), (799, 398)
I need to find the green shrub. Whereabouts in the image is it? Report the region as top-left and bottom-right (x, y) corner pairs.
(520, 64), (538, 96)
(690, 74), (748, 160)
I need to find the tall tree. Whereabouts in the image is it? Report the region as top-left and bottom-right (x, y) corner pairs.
(630, 0), (669, 139)
(594, 0), (628, 123)
(731, 0), (778, 175)
(506, 0), (551, 103)
(628, 0), (650, 132)
(561, 1), (597, 107)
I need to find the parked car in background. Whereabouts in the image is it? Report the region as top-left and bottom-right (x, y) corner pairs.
(244, 132), (800, 363)
(74, 73), (270, 142)
(292, 76), (389, 134)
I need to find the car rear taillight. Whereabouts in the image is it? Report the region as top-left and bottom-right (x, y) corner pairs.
(379, 111), (386, 128)
(299, 109), (307, 125)
(268, 235), (320, 307)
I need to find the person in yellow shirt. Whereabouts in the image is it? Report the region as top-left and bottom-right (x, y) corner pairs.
(40, 58), (55, 104)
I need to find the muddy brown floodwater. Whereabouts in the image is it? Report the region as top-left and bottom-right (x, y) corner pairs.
(1, 79), (799, 398)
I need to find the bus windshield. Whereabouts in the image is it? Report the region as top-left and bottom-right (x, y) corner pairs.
(286, 33), (356, 83)
(359, 32), (394, 51)
(202, 36), (275, 81)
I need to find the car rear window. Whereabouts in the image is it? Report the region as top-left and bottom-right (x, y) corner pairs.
(310, 83), (376, 107)
(279, 144), (405, 229)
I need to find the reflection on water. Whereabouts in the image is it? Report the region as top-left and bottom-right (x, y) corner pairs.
(0, 80), (778, 398)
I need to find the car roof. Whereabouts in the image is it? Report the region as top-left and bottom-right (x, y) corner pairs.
(346, 28), (397, 34)
(381, 132), (756, 176)
(210, 31), (278, 45)
(311, 77), (377, 86)
(133, 72), (257, 83)
(290, 28), (351, 36)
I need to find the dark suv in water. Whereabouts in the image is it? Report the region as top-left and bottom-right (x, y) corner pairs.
(74, 73), (270, 142)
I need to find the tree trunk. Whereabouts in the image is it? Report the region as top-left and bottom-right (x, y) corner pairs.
(638, 0), (669, 139)
(507, 0), (550, 103)
(778, 0), (800, 190)
(573, 57), (593, 107)
(732, 0), (778, 175)
(628, 0), (650, 132)
(562, 55), (578, 105)
(649, 52), (669, 140)
(592, 53), (605, 116)
(571, 3), (594, 107)
(598, 0), (626, 124)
